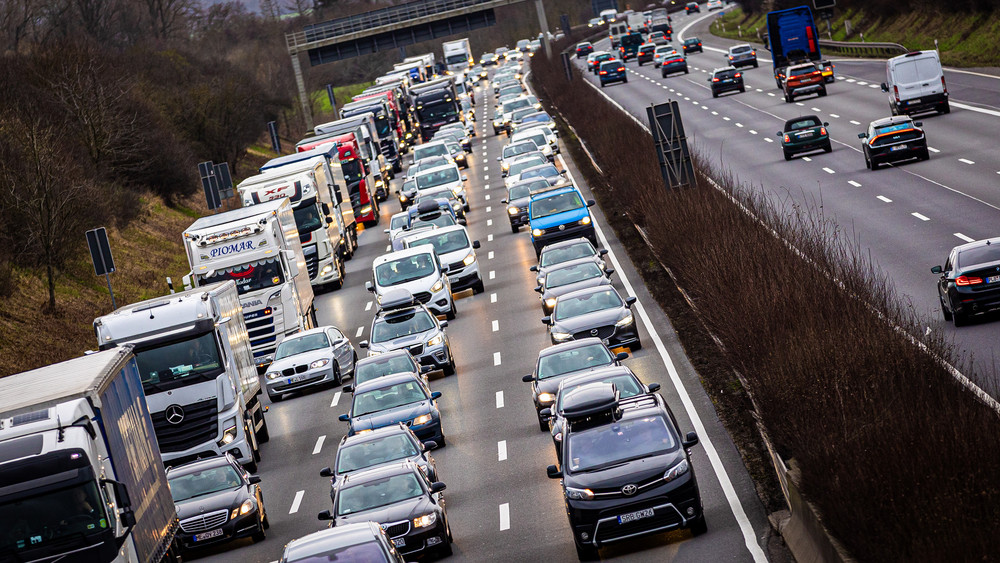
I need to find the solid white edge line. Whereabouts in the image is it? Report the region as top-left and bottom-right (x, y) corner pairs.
(312, 435), (326, 455)
(331, 391), (342, 407)
(289, 490), (304, 514)
(499, 503), (510, 531)
(498, 440), (508, 461)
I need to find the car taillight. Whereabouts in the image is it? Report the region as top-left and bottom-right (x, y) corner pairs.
(698, 42), (702, 46)
(735, 73), (741, 78)
(819, 127), (827, 135)
(712, 77), (719, 82)
(956, 275), (983, 286)
(751, 51), (756, 56)
(893, 85), (900, 102)
(618, 67), (624, 71)
(599, 71), (607, 75)
(783, 134), (791, 143)
(941, 76), (948, 94)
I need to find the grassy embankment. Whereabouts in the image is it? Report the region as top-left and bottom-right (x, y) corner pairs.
(710, 7), (1000, 67)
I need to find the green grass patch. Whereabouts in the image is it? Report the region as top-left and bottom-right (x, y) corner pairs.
(312, 81), (376, 113)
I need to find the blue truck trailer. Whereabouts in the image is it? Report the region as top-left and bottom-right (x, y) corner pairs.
(766, 6), (822, 89)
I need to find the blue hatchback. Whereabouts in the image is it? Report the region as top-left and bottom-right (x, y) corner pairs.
(528, 185), (597, 256)
(598, 60), (628, 87)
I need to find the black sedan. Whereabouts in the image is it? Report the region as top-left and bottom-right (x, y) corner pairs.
(319, 462), (453, 558)
(166, 454), (268, 552)
(778, 115), (831, 160)
(521, 338), (627, 430)
(932, 238), (1000, 326)
(536, 257), (615, 314)
(709, 67), (744, 98)
(547, 382), (704, 560)
(281, 523), (406, 562)
(858, 116), (929, 170)
(682, 37), (702, 54)
(322, 422), (439, 492)
(503, 182), (533, 232)
(542, 286), (641, 350)
(636, 43), (658, 65)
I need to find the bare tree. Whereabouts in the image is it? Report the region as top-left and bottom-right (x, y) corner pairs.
(0, 0), (39, 53)
(144, 0), (193, 39)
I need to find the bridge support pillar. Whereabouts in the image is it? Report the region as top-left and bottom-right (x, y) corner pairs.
(290, 51), (314, 132)
(534, 0), (551, 58)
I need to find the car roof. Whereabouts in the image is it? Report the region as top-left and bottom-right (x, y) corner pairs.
(403, 223), (468, 242)
(355, 348), (414, 366)
(339, 421), (411, 447)
(282, 326), (337, 341)
(870, 115), (915, 128)
(540, 237), (594, 253)
(352, 371), (425, 394)
(372, 246), (437, 266)
(283, 523), (384, 559)
(414, 162), (459, 176)
(531, 184), (578, 200)
(538, 336), (607, 358)
(712, 66), (738, 73)
(560, 365), (636, 390)
(341, 461), (421, 487)
(954, 238), (1000, 255)
(557, 284), (621, 302)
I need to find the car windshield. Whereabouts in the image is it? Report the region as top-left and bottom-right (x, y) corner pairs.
(372, 309), (436, 343)
(375, 254), (437, 287)
(531, 191), (585, 220)
(511, 108), (535, 122)
(504, 99), (531, 114)
(416, 188), (455, 205)
(786, 117), (820, 130)
(546, 262), (604, 289)
(522, 114), (551, 124)
(732, 45), (752, 54)
(200, 256), (284, 295)
(517, 132), (548, 149)
(416, 167), (460, 190)
(504, 143), (538, 159)
(412, 214), (457, 229)
(168, 465), (242, 502)
(336, 473), (425, 515)
(413, 144), (449, 161)
(567, 414), (677, 472)
(352, 380), (428, 417)
(275, 332), (330, 360)
(789, 66), (817, 77)
(133, 332), (223, 394)
(521, 165), (559, 181)
(285, 541), (390, 562)
(509, 156), (548, 177)
(407, 229), (470, 256)
(509, 185), (532, 200)
(537, 344), (614, 379)
(337, 434), (420, 474)
(355, 355), (419, 385)
(541, 242), (596, 267)
(554, 289), (622, 321)
(958, 245), (1000, 268)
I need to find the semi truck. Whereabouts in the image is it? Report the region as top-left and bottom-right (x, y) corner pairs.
(259, 143), (358, 261)
(404, 54), (436, 80)
(237, 165), (347, 291)
(182, 198), (316, 371)
(393, 61), (426, 83)
(442, 38), (473, 74)
(766, 6), (822, 89)
(340, 97), (403, 173)
(94, 281), (268, 472)
(409, 76), (462, 141)
(356, 84), (413, 151)
(314, 115), (393, 197)
(0, 347), (181, 562)
(296, 132), (381, 227)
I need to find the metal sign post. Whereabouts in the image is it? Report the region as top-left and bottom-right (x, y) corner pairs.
(214, 162), (234, 200)
(326, 84), (337, 115)
(646, 101), (696, 190)
(561, 51), (573, 82)
(267, 121), (282, 154)
(198, 161), (222, 211)
(86, 227), (117, 310)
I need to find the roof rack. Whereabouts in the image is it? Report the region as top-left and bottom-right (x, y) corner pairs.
(377, 288), (418, 312)
(562, 382), (620, 425)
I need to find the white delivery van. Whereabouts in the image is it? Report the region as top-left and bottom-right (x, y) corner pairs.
(881, 50), (949, 116)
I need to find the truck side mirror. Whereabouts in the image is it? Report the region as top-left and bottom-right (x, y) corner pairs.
(322, 202), (331, 215)
(283, 251), (299, 277)
(683, 431), (699, 448)
(334, 190), (343, 205)
(319, 467), (333, 477)
(546, 464), (563, 479)
(326, 217), (334, 225)
(880, 82), (889, 92)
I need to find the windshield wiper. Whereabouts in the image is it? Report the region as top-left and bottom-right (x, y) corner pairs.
(183, 487), (235, 500)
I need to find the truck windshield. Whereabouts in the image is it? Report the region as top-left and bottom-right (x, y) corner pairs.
(293, 198), (323, 233)
(200, 256), (285, 295)
(446, 54), (468, 65)
(134, 332), (224, 392)
(418, 101), (457, 122)
(342, 158), (364, 185)
(0, 481), (109, 554)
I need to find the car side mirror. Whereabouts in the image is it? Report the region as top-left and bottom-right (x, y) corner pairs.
(496, 156), (502, 161)
(522, 374), (534, 382)
(422, 440), (437, 451)
(462, 175), (468, 182)
(647, 382), (661, 393)
(625, 296), (637, 306)
(858, 133), (867, 139)
(430, 481), (447, 493)
(587, 199), (595, 207)
(529, 265), (539, 272)
(615, 352), (629, 362)
(319, 467), (333, 477)
(541, 316), (551, 325)
(914, 121), (923, 127)
(605, 268), (615, 276)
(439, 320), (448, 328)
(441, 265), (450, 274)
(458, 218), (467, 225)
(501, 199), (508, 204)
(931, 265), (943, 274)
(776, 132), (783, 137)
(359, 340), (368, 349)
(559, 169), (567, 175)
(338, 414), (350, 422)
(880, 82), (889, 92)
(318, 510), (333, 521)
(249, 475), (262, 484)
(546, 464), (563, 479)
(420, 365), (433, 374)
(384, 229), (391, 234)
(473, 240), (481, 249)
(431, 391), (442, 400)
(365, 281), (374, 292)
(343, 385), (353, 393)
(823, 122), (830, 127)
(599, 249), (608, 256)
(683, 431), (699, 448)
(707, 78), (712, 82)
(534, 285), (543, 293)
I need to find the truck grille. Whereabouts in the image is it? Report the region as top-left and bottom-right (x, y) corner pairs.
(573, 325), (615, 341)
(151, 398), (219, 453)
(382, 520), (410, 538)
(180, 509), (229, 534)
(303, 243), (319, 280)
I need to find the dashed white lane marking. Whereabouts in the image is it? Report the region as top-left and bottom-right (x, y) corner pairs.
(355, 326), (364, 337)
(755, 88), (763, 92)
(749, 130), (758, 135)
(848, 180), (862, 187)
(764, 137), (773, 143)
(802, 157), (812, 162)
(498, 440), (508, 461)
(850, 120), (861, 125)
(485, 194), (491, 200)
(822, 167), (835, 174)
(493, 352), (501, 366)
(959, 158), (975, 165)
(829, 113), (840, 118)
(912, 212), (930, 221)
(331, 392), (342, 407)
(312, 435), (326, 455)
(488, 234), (494, 242)
(701, 105), (708, 110)
(735, 123), (744, 128)
(484, 183), (490, 190)
(489, 270), (496, 280)
(869, 84), (880, 89)
(385, 245), (391, 252)
(811, 107), (822, 112)
(877, 195), (893, 203)
(711, 111), (718, 115)
(496, 390), (504, 408)
(795, 102), (804, 106)
(723, 116), (731, 121)
(488, 251), (495, 259)
(767, 92), (775, 97)
(955, 232), (975, 242)
(484, 174), (490, 180)
(484, 166), (489, 172)
(857, 81), (868, 85)
(486, 206), (492, 213)
(289, 491), (304, 514)
(499, 503), (510, 531)
(492, 319), (499, 332)
(490, 292), (497, 303)
(846, 78), (856, 83)
(928, 147), (940, 153)
(365, 301), (373, 311)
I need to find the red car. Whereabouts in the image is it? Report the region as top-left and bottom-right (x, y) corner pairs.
(575, 42), (594, 58)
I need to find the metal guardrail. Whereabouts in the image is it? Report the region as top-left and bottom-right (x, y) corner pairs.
(287, 0), (497, 52)
(818, 39), (908, 58)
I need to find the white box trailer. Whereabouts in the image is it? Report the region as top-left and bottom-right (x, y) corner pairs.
(443, 38), (473, 74)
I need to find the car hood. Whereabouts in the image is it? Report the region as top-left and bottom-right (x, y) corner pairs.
(351, 400), (433, 432)
(377, 276), (437, 297)
(269, 348), (332, 372)
(509, 196), (532, 209)
(175, 488), (245, 520)
(369, 329), (435, 353)
(531, 208), (588, 230)
(542, 277), (611, 300)
(336, 495), (434, 528)
(565, 451), (685, 490)
(553, 306), (624, 333)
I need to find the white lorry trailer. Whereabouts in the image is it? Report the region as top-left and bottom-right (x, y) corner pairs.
(238, 165), (347, 291)
(182, 198), (316, 371)
(0, 346), (181, 563)
(94, 281), (268, 472)
(442, 38), (473, 74)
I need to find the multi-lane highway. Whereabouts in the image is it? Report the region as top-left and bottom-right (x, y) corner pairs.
(191, 62), (781, 562)
(578, 8), (1000, 394)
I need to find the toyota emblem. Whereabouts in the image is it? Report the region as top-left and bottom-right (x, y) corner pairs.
(621, 484), (638, 496)
(165, 404), (185, 425)
(590, 329), (599, 336)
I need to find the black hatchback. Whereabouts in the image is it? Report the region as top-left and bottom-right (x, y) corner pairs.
(932, 238), (1000, 326)
(859, 116), (929, 170)
(682, 37), (702, 54)
(709, 67), (744, 97)
(546, 383), (704, 560)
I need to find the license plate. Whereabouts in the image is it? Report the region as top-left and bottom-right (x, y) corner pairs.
(392, 537), (406, 547)
(988, 275), (1000, 284)
(909, 99), (921, 104)
(194, 529), (223, 542)
(618, 508), (655, 524)
(890, 144), (907, 151)
(796, 131), (814, 138)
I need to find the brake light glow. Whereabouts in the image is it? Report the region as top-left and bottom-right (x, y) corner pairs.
(734, 73), (741, 78)
(941, 76), (948, 94)
(617, 67), (624, 72)
(893, 85), (900, 103)
(599, 71), (607, 75)
(820, 127), (827, 135)
(956, 275), (983, 286)
(712, 77), (719, 82)
(783, 134), (790, 143)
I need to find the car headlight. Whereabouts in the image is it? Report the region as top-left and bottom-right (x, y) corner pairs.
(463, 252), (476, 266)
(265, 371), (282, 380)
(231, 498), (256, 520)
(663, 458), (690, 483)
(615, 313), (634, 327)
(544, 298), (557, 309)
(565, 487), (594, 500)
(538, 392), (556, 404)
(551, 331), (572, 342)
(426, 334), (444, 347)
(310, 359), (330, 369)
(412, 413), (433, 426)
(413, 512), (438, 528)
(502, 162), (510, 171)
(431, 279), (445, 293)
(400, 194), (408, 202)
(531, 228), (544, 237)
(218, 419), (238, 446)
(579, 216), (591, 226)
(508, 206), (519, 215)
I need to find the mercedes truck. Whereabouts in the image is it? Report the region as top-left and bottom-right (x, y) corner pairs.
(443, 39), (473, 74)
(0, 347), (181, 562)
(409, 76), (462, 141)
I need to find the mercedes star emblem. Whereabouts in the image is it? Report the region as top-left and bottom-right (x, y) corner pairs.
(621, 484), (638, 496)
(165, 404), (185, 425)
(590, 329), (599, 336)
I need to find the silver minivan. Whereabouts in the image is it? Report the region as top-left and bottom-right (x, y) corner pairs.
(881, 50), (949, 116)
(367, 246), (457, 319)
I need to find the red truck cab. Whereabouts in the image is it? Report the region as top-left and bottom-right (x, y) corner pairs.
(297, 135), (381, 227)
